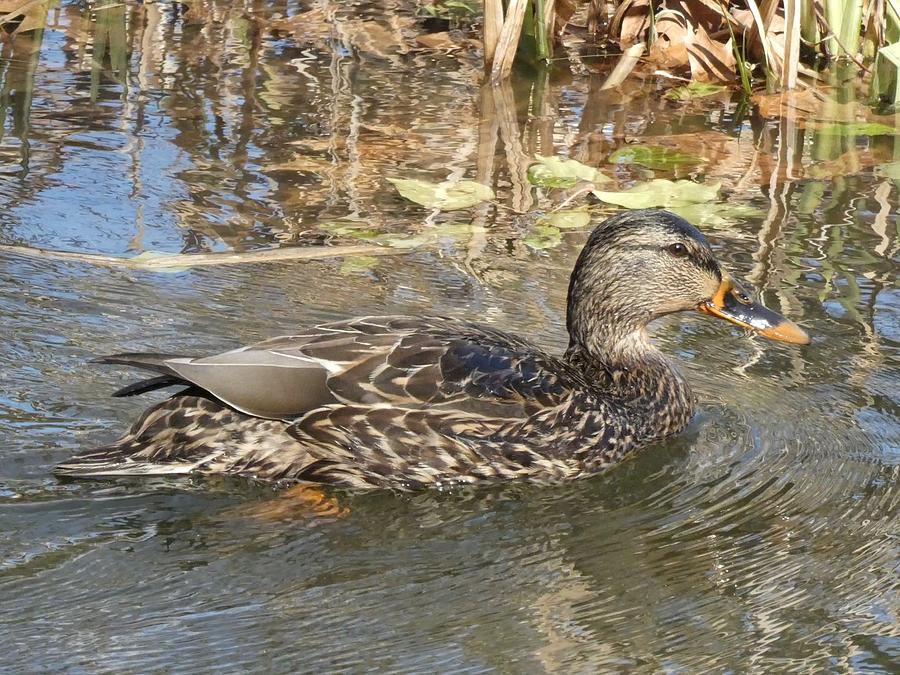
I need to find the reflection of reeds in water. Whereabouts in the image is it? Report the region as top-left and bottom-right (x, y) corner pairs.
(0, 4), (45, 148)
(91, 0), (127, 96)
(0, 0), (896, 362)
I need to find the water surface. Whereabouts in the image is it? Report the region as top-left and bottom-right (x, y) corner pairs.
(0, 1), (897, 671)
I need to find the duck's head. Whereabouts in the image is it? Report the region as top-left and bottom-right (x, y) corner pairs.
(566, 209), (809, 357)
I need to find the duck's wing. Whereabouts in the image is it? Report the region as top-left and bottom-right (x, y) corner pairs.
(98, 316), (576, 420)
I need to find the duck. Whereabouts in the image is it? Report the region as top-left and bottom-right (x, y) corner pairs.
(55, 209), (809, 490)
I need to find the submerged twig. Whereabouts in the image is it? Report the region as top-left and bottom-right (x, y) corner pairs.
(598, 43), (645, 90)
(0, 243), (402, 270)
(550, 181), (598, 212)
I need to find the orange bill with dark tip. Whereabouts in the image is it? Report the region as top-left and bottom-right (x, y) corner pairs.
(697, 278), (811, 345)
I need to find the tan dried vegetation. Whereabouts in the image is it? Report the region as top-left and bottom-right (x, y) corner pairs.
(486, 0), (899, 100)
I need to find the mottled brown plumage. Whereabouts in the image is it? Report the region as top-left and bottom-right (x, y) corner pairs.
(55, 210), (809, 490)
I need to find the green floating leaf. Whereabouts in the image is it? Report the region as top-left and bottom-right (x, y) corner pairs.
(812, 122), (898, 136)
(387, 178), (494, 210)
(541, 209), (592, 229)
(669, 202), (764, 229)
(665, 82), (728, 101)
(339, 256), (380, 275)
(527, 155), (610, 189)
(876, 160), (900, 180)
(592, 179), (720, 209)
(381, 223), (488, 249)
(608, 145), (706, 171)
(524, 224), (563, 250)
(321, 220), (489, 250)
(317, 221), (383, 240)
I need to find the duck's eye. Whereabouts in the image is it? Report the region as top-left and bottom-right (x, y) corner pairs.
(735, 289), (752, 304)
(666, 242), (688, 257)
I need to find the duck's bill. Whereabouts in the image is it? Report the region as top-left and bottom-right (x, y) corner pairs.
(698, 279), (810, 345)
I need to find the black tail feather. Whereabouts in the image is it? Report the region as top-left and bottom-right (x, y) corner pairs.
(94, 352), (192, 398)
(92, 353), (184, 377)
(112, 375), (188, 398)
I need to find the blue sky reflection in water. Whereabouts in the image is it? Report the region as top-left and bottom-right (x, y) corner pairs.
(0, 0), (898, 671)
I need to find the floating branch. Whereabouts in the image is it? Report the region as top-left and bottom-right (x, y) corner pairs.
(0, 243), (402, 271)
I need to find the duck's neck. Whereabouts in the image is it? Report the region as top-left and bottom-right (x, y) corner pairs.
(564, 331), (694, 443)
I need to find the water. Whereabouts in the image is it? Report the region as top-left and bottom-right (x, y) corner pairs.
(1, 1), (898, 671)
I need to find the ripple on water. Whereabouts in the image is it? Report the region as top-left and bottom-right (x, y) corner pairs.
(0, 0), (898, 669)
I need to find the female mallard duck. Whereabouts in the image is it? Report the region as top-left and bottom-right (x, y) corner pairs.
(56, 210), (809, 489)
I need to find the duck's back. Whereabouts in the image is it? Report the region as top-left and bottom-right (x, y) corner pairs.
(55, 316), (602, 488)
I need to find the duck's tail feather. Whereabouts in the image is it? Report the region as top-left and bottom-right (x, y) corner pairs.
(53, 446), (198, 478)
(57, 394), (311, 482)
(111, 375), (187, 398)
(93, 352), (194, 398)
(92, 353), (184, 377)
(56, 392), (215, 478)
(55, 395), (266, 480)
